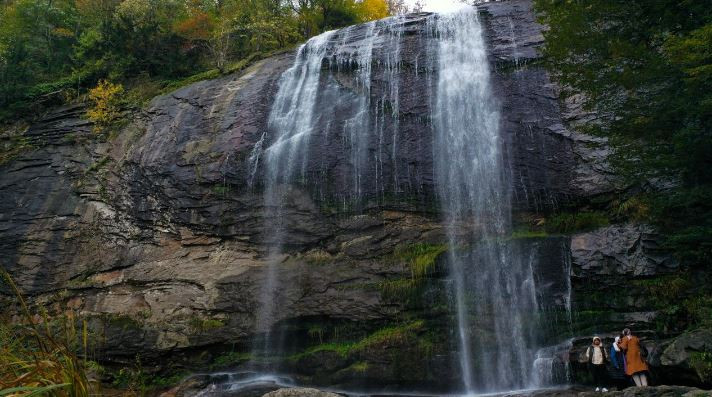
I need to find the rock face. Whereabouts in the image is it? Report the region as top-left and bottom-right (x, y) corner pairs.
(0, 0), (695, 392)
(571, 224), (679, 277)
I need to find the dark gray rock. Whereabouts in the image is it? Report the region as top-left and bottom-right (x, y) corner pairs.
(571, 224), (679, 277)
(262, 388), (342, 397)
(654, 328), (712, 386)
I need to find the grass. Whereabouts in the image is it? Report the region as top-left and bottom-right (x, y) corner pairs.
(189, 317), (226, 334)
(209, 352), (252, 370)
(544, 211), (610, 234)
(0, 134), (33, 166)
(346, 361), (369, 373)
(289, 320), (425, 361)
(0, 268), (96, 396)
(510, 228), (549, 239)
(393, 243), (447, 280)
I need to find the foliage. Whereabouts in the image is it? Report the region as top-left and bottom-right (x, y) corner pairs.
(544, 211), (609, 234)
(189, 317), (225, 334)
(510, 228), (548, 239)
(290, 320), (425, 360)
(0, 0), (394, 123)
(690, 351), (712, 383)
(208, 351), (252, 370)
(0, 269), (95, 397)
(85, 79), (124, 132)
(393, 243), (447, 279)
(534, 0), (712, 266)
(110, 355), (186, 394)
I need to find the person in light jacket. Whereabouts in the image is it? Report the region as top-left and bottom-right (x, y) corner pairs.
(618, 328), (649, 386)
(586, 336), (609, 392)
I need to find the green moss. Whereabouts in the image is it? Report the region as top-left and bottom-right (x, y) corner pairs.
(510, 228), (549, 239)
(190, 317), (225, 333)
(307, 324), (325, 342)
(393, 243), (447, 279)
(104, 314), (143, 331)
(290, 320), (425, 361)
(545, 211), (610, 234)
(289, 342), (354, 360)
(347, 361), (369, 372)
(209, 351), (252, 370)
(86, 156), (110, 174)
(352, 320), (424, 352)
(212, 184), (230, 196)
(632, 275), (689, 303)
(378, 278), (419, 300)
(0, 135), (33, 165)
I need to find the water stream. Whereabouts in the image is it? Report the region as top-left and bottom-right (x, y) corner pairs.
(430, 9), (543, 393)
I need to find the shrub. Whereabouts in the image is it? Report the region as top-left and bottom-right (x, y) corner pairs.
(544, 211), (609, 234)
(0, 269), (95, 396)
(86, 80), (124, 133)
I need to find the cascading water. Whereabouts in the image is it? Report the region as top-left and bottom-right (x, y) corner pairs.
(250, 15), (407, 369)
(251, 29), (336, 365)
(430, 8), (541, 393)
(238, 6), (571, 394)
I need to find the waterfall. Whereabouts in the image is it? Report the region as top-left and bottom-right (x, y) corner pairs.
(251, 15), (406, 369)
(242, 7), (568, 393)
(251, 29), (336, 365)
(431, 8), (540, 393)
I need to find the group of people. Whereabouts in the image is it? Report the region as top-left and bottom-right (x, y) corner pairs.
(585, 328), (650, 392)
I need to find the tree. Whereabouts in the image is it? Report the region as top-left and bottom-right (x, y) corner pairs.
(357, 0), (389, 21)
(534, 0), (712, 263)
(86, 79), (123, 132)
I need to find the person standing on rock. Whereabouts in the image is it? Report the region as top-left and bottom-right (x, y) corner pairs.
(609, 334), (629, 389)
(618, 328), (649, 386)
(586, 336), (609, 392)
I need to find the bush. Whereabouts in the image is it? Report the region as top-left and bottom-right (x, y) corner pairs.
(0, 269), (95, 396)
(544, 211), (609, 234)
(85, 80), (124, 133)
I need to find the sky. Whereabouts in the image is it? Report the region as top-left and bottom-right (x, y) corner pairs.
(403, 0), (470, 13)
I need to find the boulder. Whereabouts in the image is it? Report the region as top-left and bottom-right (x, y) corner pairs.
(262, 388), (342, 397)
(655, 328), (712, 386)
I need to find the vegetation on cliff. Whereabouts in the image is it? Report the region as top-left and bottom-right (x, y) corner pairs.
(535, 1), (712, 269)
(0, 270), (95, 396)
(0, 0), (397, 123)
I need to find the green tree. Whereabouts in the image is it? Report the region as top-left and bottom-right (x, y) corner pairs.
(535, 0), (712, 263)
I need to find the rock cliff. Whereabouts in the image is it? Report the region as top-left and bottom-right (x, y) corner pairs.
(0, 0), (704, 391)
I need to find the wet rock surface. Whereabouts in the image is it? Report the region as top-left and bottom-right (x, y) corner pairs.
(262, 388), (343, 397)
(571, 224), (678, 277)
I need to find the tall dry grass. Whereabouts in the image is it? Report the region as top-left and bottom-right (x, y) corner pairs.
(0, 268), (97, 396)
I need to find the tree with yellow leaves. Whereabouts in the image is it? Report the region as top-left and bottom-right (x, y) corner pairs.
(86, 79), (124, 133)
(357, 0), (389, 21)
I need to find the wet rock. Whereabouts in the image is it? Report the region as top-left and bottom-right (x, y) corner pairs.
(261, 388), (342, 397)
(654, 328), (712, 385)
(571, 224), (678, 277)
